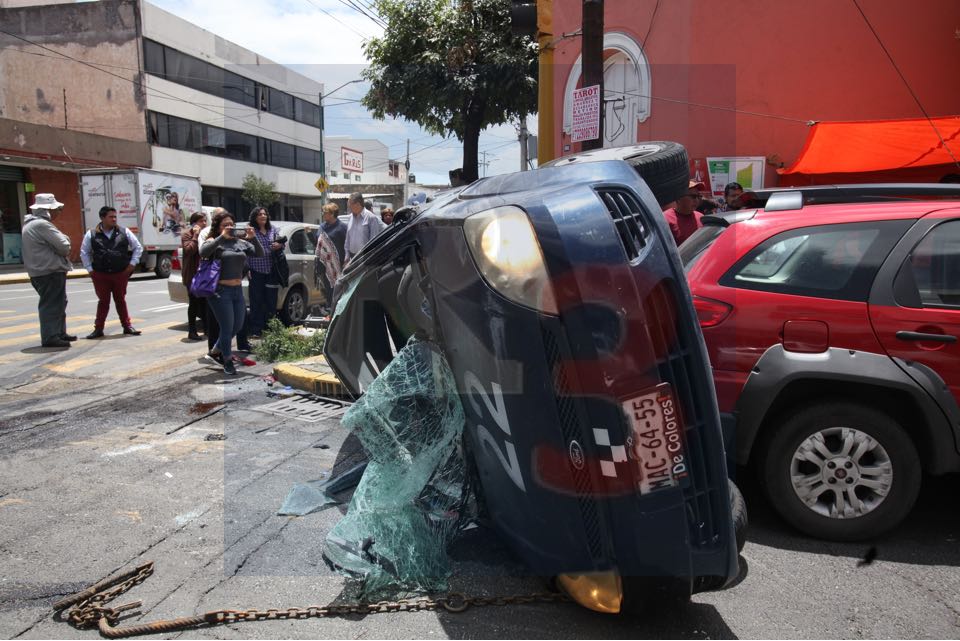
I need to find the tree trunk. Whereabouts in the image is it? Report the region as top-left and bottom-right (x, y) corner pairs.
(461, 95), (486, 184)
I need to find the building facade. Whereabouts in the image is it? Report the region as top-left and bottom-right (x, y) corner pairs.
(0, 0), (325, 264)
(548, 0), (960, 192)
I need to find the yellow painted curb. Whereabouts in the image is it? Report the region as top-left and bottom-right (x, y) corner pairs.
(273, 356), (344, 397)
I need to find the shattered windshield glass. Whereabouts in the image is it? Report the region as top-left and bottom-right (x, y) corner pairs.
(322, 336), (469, 599)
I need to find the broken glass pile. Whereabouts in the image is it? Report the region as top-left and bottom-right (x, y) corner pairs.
(323, 336), (469, 599)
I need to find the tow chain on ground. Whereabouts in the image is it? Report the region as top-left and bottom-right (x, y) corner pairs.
(52, 561), (570, 639)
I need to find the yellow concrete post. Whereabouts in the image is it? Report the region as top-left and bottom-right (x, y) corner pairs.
(537, 0), (556, 163)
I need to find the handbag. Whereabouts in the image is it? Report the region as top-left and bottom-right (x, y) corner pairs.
(189, 258), (221, 298)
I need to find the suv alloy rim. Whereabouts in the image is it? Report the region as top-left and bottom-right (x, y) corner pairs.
(790, 426), (894, 519)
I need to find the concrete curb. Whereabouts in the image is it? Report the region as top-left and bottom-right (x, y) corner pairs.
(0, 270), (90, 285)
(272, 356), (344, 397)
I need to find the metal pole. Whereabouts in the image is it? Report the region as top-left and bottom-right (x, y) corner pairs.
(519, 117), (529, 171)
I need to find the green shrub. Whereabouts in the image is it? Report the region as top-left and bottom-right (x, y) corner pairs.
(255, 317), (326, 362)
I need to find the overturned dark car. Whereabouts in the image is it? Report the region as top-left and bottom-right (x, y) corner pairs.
(323, 143), (745, 613)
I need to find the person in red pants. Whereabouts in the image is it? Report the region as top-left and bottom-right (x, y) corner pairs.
(80, 206), (144, 338)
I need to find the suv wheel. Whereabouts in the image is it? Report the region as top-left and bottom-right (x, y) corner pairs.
(281, 286), (307, 325)
(760, 402), (921, 541)
(621, 141), (690, 207)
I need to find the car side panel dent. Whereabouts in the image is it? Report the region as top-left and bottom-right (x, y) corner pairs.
(734, 345), (960, 473)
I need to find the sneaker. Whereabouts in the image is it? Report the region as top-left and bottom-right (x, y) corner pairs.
(205, 351), (224, 365)
(233, 355), (256, 367)
(223, 359), (237, 375)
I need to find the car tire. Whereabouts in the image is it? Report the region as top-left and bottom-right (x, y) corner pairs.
(759, 402), (921, 542)
(730, 479), (748, 553)
(154, 253), (172, 279)
(280, 285), (308, 325)
(621, 141), (690, 207)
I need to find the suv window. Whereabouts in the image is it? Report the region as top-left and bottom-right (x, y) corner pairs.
(895, 220), (960, 309)
(719, 220), (910, 301)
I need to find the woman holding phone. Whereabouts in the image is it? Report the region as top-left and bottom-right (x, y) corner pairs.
(245, 206), (285, 337)
(200, 210), (263, 375)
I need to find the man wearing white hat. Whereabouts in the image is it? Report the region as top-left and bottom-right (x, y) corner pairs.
(23, 193), (74, 348)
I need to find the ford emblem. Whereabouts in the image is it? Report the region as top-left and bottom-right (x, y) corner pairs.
(568, 440), (585, 470)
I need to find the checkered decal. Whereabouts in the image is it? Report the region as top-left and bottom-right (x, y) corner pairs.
(592, 428), (628, 478)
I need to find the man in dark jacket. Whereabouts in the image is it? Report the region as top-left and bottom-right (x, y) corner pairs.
(22, 193), (74, 348)
(321, 203), (346, 263)
(80, 206), (143, 339)
(181, 211), (207, 340)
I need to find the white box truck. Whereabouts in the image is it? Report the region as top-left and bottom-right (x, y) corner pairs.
(79, 169), (203, 278)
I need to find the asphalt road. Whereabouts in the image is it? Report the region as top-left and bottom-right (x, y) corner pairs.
(1, 277), (960, 639)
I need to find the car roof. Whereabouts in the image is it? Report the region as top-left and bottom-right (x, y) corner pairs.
(750, 199), (959, 228)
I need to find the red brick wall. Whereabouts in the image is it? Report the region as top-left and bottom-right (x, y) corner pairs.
(25, 169), (83, 263)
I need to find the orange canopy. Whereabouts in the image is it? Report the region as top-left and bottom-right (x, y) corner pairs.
(779, 116), (960, 176)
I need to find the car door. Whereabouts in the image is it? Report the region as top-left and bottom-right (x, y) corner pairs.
(286, 226), (321, 304)
(869, 211), (960, 413)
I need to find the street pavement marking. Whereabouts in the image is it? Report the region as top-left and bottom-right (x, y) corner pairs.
(0, 317), (142, 348)
(0, 316), (94, 336)
(143, 303), (188, 313)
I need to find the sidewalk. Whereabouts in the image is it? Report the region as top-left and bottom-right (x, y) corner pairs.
(272, 355), (345, 397)
(0, 265), (90, 285)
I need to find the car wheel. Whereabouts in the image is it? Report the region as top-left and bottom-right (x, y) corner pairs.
(730, 479), (748, 553)
(281, 286), (307, 325)
(154, 253), (172, 279)
(759, 402), (921, 541)
(621, 141), (690, 207)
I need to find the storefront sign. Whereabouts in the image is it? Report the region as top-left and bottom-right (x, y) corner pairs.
(571, 85), (601, 143)
(341, 147), (364, 173)
(706, 157), (766, 197)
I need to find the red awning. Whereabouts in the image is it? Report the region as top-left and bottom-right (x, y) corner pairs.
(779, 116), (960, 176)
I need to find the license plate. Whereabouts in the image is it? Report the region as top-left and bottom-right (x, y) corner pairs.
(622, 383), (688, 495)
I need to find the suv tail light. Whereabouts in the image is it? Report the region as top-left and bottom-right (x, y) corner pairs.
(693, 295), (732, 327)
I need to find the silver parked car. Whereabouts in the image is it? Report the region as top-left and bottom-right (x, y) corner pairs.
(167, 220), (327, 324)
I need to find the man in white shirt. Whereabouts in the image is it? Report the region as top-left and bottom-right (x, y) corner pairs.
(80, 206), (144, 338)
(344, 192), (385, 264)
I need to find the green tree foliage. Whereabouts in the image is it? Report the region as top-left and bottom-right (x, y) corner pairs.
(241, 173), (280, 209)
(362, 0), (538, 183)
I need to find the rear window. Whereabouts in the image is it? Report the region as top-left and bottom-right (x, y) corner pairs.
(680, 224), (726, 273)
(719, 220), (910, 301)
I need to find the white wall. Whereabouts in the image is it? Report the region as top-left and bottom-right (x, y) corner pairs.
(141, 2), (323, 102)
(324, 137), (407, 185)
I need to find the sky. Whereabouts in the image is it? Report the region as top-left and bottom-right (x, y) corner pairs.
(149, 0), (537, 185)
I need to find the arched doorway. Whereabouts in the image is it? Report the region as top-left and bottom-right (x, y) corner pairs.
(563, 32), (651, 149)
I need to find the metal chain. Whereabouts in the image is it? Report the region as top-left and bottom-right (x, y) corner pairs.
(53, 561), (569, 639)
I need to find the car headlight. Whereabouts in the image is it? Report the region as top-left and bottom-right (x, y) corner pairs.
(463, 206), (558, 315)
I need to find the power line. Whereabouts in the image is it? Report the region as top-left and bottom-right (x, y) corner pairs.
(0, 29), (323, 148)
(851, 0), (960, 170)
(604, 88), (813, 125)
(302, 0), (373, 39)
(338, 0), (388, 29)
(640, 0), (661, 49)
(0, 45), (329, 101)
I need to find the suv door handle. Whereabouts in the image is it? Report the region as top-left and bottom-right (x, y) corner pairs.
(895, 331), (957, 343)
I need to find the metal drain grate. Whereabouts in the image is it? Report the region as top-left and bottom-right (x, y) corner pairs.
(252, 394), (352, 423)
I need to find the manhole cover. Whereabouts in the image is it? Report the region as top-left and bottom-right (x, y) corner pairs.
(252, 394), (352, 423)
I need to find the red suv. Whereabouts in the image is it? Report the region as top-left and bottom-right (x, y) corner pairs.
(681, 185), (960, 541)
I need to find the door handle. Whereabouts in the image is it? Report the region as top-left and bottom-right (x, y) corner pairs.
(895, 331), (957, 343)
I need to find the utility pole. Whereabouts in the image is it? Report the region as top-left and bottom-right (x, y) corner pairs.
(519, 117), (529, 171)
(480, 151), (490, 177)
(581, 0), (604, 151)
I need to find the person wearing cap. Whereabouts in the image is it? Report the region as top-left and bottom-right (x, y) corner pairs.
(662, 180), (707, 247)
(80, 206), (144, 339)
(22, 193), (74, 348)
